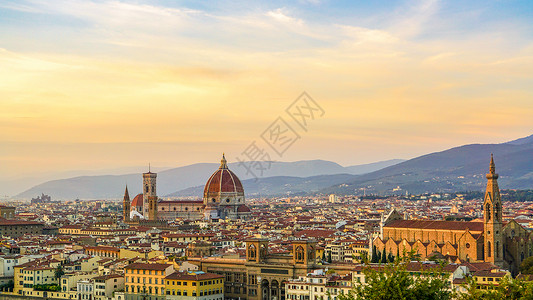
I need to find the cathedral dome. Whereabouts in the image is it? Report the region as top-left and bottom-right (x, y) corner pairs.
(131, 194), (143, 207)
(203, 154), (244, 204)
(237, 205), (251, 213)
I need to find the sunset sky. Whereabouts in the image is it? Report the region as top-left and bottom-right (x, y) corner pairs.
(1, 0), (533, 182)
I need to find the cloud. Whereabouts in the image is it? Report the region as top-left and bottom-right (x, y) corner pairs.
(1, 0), (533, 176)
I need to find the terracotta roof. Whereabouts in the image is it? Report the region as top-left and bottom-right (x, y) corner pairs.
(0, 218), (43, 226)
(237, 205), (251, 213)
(165, 271), (223, 281)
(125, 263), (171, 271)
(131, 194), (143, 207)
(203, 158), (244, 199)
(294, 229), (336, 239)
(385, 220), (484, 232)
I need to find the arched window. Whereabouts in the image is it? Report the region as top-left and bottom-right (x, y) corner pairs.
(496, 241), (500, 258)
(494, 203), (501, 220)
(485, 203), (491, 221)
(248, 244), (256, 259)
(487, 241), (491, 257)
(296, 246), (305, 262)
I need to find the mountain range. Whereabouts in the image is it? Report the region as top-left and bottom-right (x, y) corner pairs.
(10, 133), (533, 200)
(13, 159), (403, 200)
(320, 134), (533, 196)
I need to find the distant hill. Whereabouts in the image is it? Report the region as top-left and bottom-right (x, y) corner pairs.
(167, 174), (358, 198)
(321, 135), (533, 196)
(14, 159), (402, 200)
(505, 134), (533, 145)
(345, 159), (405, 175)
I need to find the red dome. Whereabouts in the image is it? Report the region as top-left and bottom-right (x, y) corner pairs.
(131, 194), (143, 207)
(237, 205), (251, 213)
(203, 155), (244, 199)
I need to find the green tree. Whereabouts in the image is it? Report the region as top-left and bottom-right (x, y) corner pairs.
(458, 276), (533, 300)
(371, 247), (379, 263)
(380, 249), (387, 264)
(54, 265), (64, 280)
(520, 257), (533, 274)
(339, 251), (453, 300)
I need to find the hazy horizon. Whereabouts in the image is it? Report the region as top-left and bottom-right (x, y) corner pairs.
(2, 0), (533, 180)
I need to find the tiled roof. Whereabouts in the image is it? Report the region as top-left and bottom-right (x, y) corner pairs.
(131, 194), (143, 207)
(385, 220), (484, 232)
(165, 271), (223, 281)
(125, 263), (171, 271)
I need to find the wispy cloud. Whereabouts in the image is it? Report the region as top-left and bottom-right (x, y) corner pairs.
(0, 0), (532, 175)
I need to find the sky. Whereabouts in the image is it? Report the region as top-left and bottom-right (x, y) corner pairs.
(1, 0), (533, 182)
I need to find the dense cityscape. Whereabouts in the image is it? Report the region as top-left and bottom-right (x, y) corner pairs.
(3, 0), (533, 299)
(0, 154), (530, 299)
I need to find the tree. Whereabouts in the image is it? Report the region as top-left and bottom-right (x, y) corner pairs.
(520, 257), (533, 275)
(380, 249), (387, 264)
(339, 251), (454, 300)
(357, 251), (369, 264)
(458, 276), (533, 300)
(54, 265), (64, 280)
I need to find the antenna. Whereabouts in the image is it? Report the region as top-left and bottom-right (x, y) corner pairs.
(149, 163), (151, 172)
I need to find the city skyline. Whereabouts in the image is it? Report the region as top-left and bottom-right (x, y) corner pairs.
(1, 0), (533, 179)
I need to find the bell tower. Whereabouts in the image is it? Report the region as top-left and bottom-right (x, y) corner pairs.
(483, 154), (503, 267)
(292, 240), (317, 266)
(123, 185), (130, 222)
(142, 166), (157, 218)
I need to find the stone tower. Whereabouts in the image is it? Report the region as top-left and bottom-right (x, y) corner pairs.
(142, 168), (157, 218)
(123, 185), (130, 222)
(484, 154), (503, 267)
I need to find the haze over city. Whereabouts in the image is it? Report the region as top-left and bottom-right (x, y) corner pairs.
(2, 0), (533, 181)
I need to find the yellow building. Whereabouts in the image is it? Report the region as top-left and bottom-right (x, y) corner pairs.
(14, 260), (61, 296)
(473, 269), (511, 289)
(124, 263), (174, 300)
(164, 271), (224, 299)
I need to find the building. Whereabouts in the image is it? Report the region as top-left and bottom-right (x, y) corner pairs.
(93, 274), (125, 300)
(373, 155), (533, 275)
(0, 206), (16, 219)
(286, 269), (352, 300)
(0, 218), (44, 238)
(188, 238), (319, 300)
(164, 270), (224, 300)
(124, 263), (174, 300)
(123, 154), (251, 222)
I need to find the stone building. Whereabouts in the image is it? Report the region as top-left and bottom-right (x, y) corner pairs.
(188, 238), (318, 300)
(123, 154), (251, 222)
(373, 155), (533, 274)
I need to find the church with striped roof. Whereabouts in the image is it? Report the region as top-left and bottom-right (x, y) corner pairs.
(373, 155), (533, 274)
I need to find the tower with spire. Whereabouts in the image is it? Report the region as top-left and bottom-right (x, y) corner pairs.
(123, 185), (130, 222)
(483, 154), (504, 267)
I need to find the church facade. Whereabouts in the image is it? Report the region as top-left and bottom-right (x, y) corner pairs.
(122, 154), (251, 222)
(373, 155), (533, 274)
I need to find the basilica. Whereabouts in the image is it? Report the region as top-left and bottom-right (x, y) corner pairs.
(122, 154), (251, 222)
(373, 155), (533, 274)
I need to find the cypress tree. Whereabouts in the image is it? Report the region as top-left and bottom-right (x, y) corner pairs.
(381, 249), (387, 263)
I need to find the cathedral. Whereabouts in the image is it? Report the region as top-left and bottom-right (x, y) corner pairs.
(373, 155), (533, 274)
(122, 154), (251, 222)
